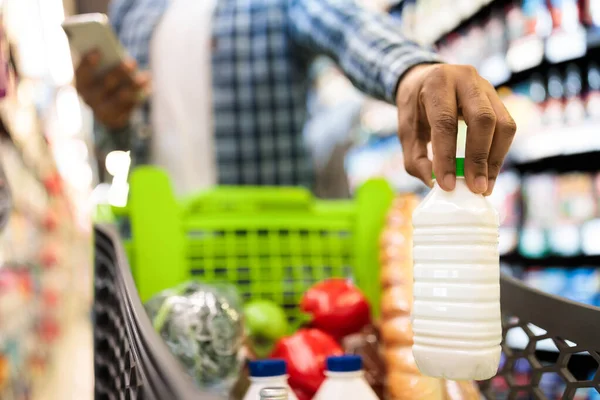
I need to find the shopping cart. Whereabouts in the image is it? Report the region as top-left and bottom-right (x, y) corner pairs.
(480, 276), (600, 399)
(114, 166), (395, 324)
(94, 225), (600, 399)
(94, 225), (205, 399)
(93, 166), (600, 399)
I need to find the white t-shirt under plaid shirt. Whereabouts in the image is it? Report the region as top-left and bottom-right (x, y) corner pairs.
(99, 0), (442, 188)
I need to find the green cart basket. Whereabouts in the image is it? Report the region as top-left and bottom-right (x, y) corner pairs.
(116, 166), (395, 323)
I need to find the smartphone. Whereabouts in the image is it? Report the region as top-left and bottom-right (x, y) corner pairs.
(62, 13), (126, 74)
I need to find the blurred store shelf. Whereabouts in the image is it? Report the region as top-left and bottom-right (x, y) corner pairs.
(588, 29), (600, 49)
(32, 315), (93, 400)
(490, 28), (600, 87)
(501, 253), (600, 268)
(416, 0), (499, 45)
(509, 122), (600, 164)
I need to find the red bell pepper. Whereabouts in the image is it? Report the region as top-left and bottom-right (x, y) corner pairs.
(271, 328), (343, 396)
(301, 278), (371, 340)
(292, 387), (313, 400)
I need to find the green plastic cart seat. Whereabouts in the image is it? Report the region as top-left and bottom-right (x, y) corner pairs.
(118, 166), (394, 324)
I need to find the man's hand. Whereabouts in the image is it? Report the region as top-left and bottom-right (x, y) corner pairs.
(75, 51), (150, 130)
(396, 64), (517, 196)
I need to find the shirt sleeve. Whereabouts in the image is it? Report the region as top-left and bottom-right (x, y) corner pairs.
(109, 0), (169, 70)
(288, 0), (443, 104)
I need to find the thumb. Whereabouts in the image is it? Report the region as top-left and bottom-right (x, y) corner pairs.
(403, 139), (433, 188)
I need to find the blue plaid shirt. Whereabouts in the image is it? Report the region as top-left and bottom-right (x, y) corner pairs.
(99, 0), (441, 187)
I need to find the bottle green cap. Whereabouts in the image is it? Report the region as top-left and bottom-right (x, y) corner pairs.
(432, 157), (465, 179)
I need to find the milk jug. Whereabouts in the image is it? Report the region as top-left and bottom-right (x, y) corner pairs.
(411, 157), (502, 381)
(243, 360), (297, 400)
(313, 355), (379, 400)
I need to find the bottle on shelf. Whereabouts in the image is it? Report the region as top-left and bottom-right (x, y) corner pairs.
(545, 68), (566, 126)
(586, 63), (600, 120)
(564, 64), (586, 125)
(581, 0), (600, 28)
(313, 355), (378, 400)
(412, 157), (502, 381)
(243, 360), (297, 400)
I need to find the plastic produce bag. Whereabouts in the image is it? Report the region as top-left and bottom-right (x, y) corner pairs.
(145, 282), (244, 393)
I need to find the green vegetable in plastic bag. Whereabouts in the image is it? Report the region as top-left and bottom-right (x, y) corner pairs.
(145, 281), (244, 393)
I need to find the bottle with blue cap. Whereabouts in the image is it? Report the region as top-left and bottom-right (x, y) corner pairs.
(313, 355), (378, 400)
(243, 359), (297, 400)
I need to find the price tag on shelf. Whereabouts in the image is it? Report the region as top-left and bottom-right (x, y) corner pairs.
(545, 27), (587, 64)
(506, 36), (545, 73)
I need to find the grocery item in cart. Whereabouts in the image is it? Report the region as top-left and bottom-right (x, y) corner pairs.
(313, 355), (378, 400)
(412, 158), (501, 381)
(342, 325), (386, 399)
(145, 281), (244, 393)
(244, 300), (289, 358)
(260, 387), (289, 400)
(243, 360), (297, 400)
(300, 278), (371, 340)
(271, 328), (343, 398)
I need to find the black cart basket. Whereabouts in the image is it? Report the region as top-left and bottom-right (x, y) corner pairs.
(93, 225), (600, 400)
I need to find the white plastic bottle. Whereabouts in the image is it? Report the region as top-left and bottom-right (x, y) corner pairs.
(412, 157), (502, 381)
(313, 355), (379, 400)
(260, 387), (288, 400)
(243, 360), (297, 400)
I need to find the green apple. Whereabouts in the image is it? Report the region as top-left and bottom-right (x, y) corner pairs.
(243, 299), (289, 358)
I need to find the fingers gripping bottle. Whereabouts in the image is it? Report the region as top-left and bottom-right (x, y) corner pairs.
(411, 157), (502, 381)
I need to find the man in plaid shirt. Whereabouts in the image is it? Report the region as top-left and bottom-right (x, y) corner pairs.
(77, 0), (516, 196)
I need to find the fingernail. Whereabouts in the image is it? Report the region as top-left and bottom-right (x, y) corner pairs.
(486, 178), (496, 195)
(475, 176), (488, 193)
(443, 174), (456, 191)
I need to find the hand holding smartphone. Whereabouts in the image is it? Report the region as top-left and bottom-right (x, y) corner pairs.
(62, 13), (126, 74)
(62, 13), (150, 130)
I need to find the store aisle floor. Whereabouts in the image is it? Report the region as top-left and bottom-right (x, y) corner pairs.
(34, 316), (93, 400)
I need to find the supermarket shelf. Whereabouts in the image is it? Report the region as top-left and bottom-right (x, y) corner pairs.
(492, 29), (600, 87)
(426, 0), (505, 45)
(508, 122), (600, 164)
(587, 29), (600, 49)
(32, 315), (93, 400)
(501, 253), (600, 267)
(428, 0), (600, 50)
(0, 299), (37, 345)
